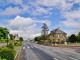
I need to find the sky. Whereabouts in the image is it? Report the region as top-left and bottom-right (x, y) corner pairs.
(0, 0), (80, 39)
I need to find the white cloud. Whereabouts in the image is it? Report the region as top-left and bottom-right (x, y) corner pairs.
(8, 16), (36, 29)
(0, 0), (23, 6)
(7, 16), (51, 39)
(0, 0), (29, 16)
(0, 0), (74, 16)
(73, 0), (80, 3)
(35, 0), (73, 10)
(0, 6), (22, 16)
(1, 0), (80, 36)
(61, 7), (80, 35)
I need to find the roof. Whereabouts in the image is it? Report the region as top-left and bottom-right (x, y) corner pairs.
(50, 27), (66, 34)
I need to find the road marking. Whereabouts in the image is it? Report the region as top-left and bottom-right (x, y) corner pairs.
(54, 58), (58, 60)
(31, 46), (34, 48)
(34, 46), (37, 47)
(69, 57), (77, 60)
(27, 46), (30, 48)
(23, 47), (25, 49)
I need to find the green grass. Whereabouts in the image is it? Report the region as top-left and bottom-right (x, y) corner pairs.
(0, 38), (10, 43)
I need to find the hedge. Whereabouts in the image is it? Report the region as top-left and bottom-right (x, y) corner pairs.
(6, 43), (14, 49)
(0, 47), (16, 60)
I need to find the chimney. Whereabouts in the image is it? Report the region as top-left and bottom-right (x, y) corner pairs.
(58, 27), (60, 30)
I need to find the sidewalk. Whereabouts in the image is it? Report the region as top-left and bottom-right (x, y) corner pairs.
(0, 43), (7, 47)
(14, 46), (22, 60)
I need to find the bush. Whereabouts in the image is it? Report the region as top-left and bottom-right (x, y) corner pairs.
(52, 42), (59, 44)
(14, 41), (22, 46)
(6, 43), (14, 49)
(0, 47), (15, 60)
(61, 41), (65, 44)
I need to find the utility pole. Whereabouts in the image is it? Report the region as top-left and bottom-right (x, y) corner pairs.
(41, 23), (49, 40)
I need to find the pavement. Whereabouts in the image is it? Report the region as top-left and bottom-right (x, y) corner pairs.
(21, 42), (80, 60)
(0, 43), (7, 47)
(14, 46), (22, 60)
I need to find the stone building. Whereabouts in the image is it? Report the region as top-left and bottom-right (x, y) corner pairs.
(14, 34), (19, 41)
(48, 27), (67, 42)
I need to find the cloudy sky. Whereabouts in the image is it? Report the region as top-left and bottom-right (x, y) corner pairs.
(0, 0), (80, 39)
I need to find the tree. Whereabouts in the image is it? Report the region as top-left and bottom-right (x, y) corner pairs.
(9, 34), (14, 40)
(41, 23), (49, 40)
(77, 32), (80, 42)
(68, 34), (78, 43)
(0, 27), (9, 42)
(34, 37), (38, 41)
(34, 35), (46, 43)
(19, 37), (23, 42)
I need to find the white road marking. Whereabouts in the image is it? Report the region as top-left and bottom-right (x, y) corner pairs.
(69, 57), (77, 60)
(31, 46), (34, 48)
(54, 58), (58, 60)
(34, 46), (37, 47)
(27, 46), (30, 48)
(23, 47), (25, 49)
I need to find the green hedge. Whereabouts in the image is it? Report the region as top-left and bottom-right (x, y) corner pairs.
(14, 41), (22, 46)
(0, 47), (16, 60)
(6, 43), (14, 49)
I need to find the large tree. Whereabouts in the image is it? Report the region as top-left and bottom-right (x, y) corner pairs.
(34, 37), (38, 41)
(19, 37), (23, 42)
(9, 34), (14, 40)
(0, 27), (9, 39)
(34, 35), (45, 43)
(77, 32), (80, 42)
(68, 34), (78, 43)
(41, 23), (49, 40)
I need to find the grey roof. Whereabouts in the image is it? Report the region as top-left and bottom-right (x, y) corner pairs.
(50, 28), (66, 34)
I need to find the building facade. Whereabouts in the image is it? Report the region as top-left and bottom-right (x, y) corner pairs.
(14, 34), (19, 41)
(48, 27), (67, 42)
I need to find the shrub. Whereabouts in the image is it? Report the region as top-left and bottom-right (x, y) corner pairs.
(6, 43), (14, 49)
(14, 41), (22, 46)
(52, 42), (59, 44)
(61, 40), (65, 44)
(0, 47), (15, 60)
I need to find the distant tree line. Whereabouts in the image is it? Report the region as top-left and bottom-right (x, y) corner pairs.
(68, 32), (80, 43)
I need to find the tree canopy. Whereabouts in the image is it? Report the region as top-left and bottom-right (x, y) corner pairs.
(77, 32), (80, 42)
(0, 27), (9, 39)
(9, 34), (14, 40)
(19, 37), (23, 42)
(68, 34), (78, 43)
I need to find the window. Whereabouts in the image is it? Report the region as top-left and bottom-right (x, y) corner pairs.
(53, 35), (54, 37)
(58, 34), (59, 37)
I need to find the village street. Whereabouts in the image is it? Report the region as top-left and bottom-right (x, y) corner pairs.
(21, 42), (80, 60)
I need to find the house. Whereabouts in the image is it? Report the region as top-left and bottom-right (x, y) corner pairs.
(48, 27), (67, 42)
(14, 34), (19, 41)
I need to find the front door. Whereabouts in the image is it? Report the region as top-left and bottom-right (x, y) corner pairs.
(58, 39), (60, 42)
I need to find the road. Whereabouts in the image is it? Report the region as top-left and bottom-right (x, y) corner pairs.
(21, 42), (80, 60)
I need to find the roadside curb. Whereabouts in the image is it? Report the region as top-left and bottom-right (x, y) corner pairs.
(14, 46), (22, 60)
(76, 50), (80, 53)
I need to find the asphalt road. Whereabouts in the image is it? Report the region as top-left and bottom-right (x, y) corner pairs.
(21, 42), (80, 60)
